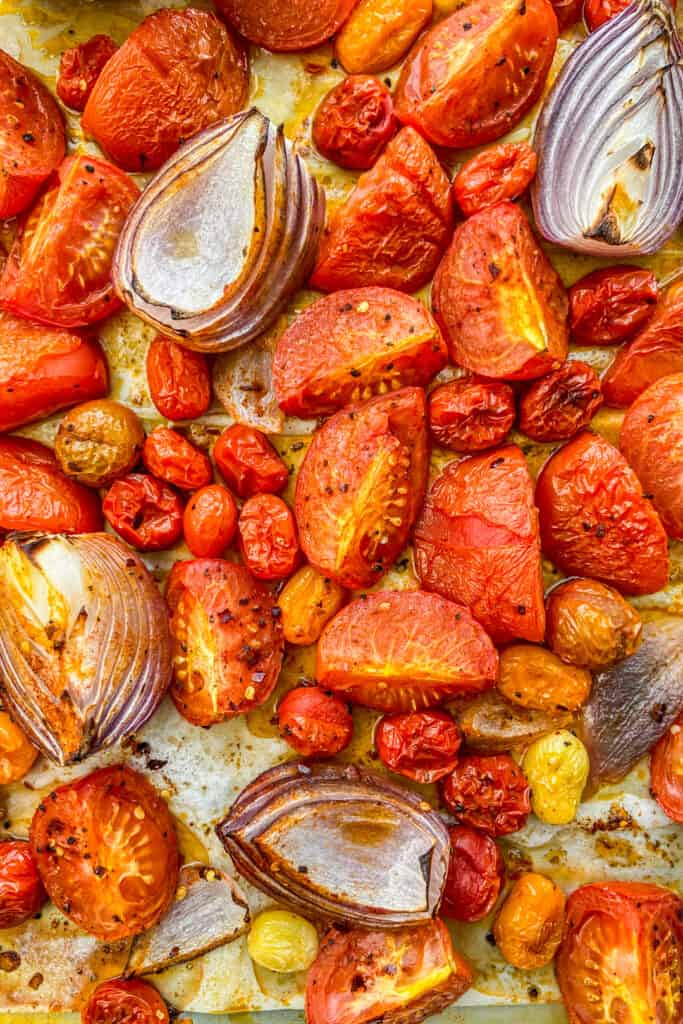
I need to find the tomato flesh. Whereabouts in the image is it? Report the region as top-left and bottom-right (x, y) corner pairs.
(651, 712), (683, 824)
(57, 35), (118, 112)
(82, 979), (169, 1024)
(0, 840), (47, 928)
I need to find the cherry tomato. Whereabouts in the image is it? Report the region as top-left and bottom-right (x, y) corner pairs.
(551, 0), (583, 27)
(82, 979), (169, 1024)
(375, 711), (462, 783)
(0, 154), (138, 328)
(30, 765), (179, 941)
(545, 578), (642, 670)
(441, 754), (531, 837)
(335, 0), (432, 75)
(432, 202), (568, 380)
(428, 377), (515, 453)
(535, 431), (669, 595)
(278, 686), (353, 758)
(55, 399), (145, 489)
(311, 127), (453, 294)
(651, 713), (683, 824)
(167, 558), (284, 726)
(214, 424), (288, 499)
(0, 436), (102, 534)
(518, 360), (603, 442)
(442, 826), (504, 923)
(295, 388), (428, 588)
(569, 266), (658, 345)
(273, 287), (447, 418)
(82, 9), (248, 172)
(146, 335), (211, 422)
(142, 426), (212, 492)
(183, 484), (237, 558)
(278, 565), (346, 646)
(57, 35), (118, 112)
(214, 0), (357, 51)
(452, 143), (537, 218)
(556, 882), (683, 1024)
(103, 473), (184, 552)
(414, 445), (545, 645)
(394, 0), (557, 148)
(312, 76), (397, 171)
(493, 872), (565, 969)
(0, 840), (46, 929)
(0, 50), (65, 220)
(584, 0), (675, 29)
(238, 493), (300, 582)
(0, 710), (38, 784)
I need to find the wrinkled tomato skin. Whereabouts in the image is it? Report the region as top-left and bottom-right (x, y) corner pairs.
(273, 287), (447, 418)
(146, 335), (211, 422)
(518, 360), (603, 442)
(584, 0), (675, 29)
(82, 9), (248, 172)
(82, 979), (169, 1024)
(278, 686), (353, 758)
(413, 445), (545, 645)
(214, 424), (288, 499)
(394, 0), (558, 149)
(311, 127), (453, 294)
(441, 754), (531, 837)
(313, 76), (397, 171)
(442, 826), (504, 923)
(238, 493), (300, 582)
(0, 840), (47, 929)
(535, 432), (669, 595)
(552, 0), (583, 27)
(183, 484), (237, 558)
(57, 35), (118, 112)
(432, 202), (568, 380)
(569, 266), (658, 345)
(453, 143), (537, 218)
(428, 377), (516, 453)
(651, 713), (683, 824)
(142, 426), (213, 492)
(545, 578), (642, 671)
(375, 711), (462, 783)
(103, 473), (184, 552)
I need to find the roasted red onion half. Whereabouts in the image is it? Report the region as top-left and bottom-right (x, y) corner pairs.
(0, 533), (172, 765)
(113, 109), (325, 353)
(217, 762), (449, 928)
(533, 0), (683, 256)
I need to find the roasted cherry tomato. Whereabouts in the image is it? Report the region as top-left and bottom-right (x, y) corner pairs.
(0, 154), (138, 328)
(551, 0), (583, 27)
(214, 424), (288, 499)
(295, 388), (428, 588)
(0, 436), (102, 534)
(312, 76), (397, 171)
(442, 826), (504, 923)
(57, 34), (118, 112)
(432, 202), (568, 380)
(142, 426), (212, 493)
(556, 882), (683, 1024)
(441, 754), (531, 837)
(335, 0), (433, 75)
(584, 0), (674, 29)
(0, 840), (47, 929)
(305, 921), (473, 1024)
(414, 445), (545, 645)
(214, 0), (356, 51)
(619, 373), (683, 539)
(375, 711), (462, 783)
(183, 484), (237, 558)
(30, 765), (179, 941)
(0, 710), (38, 784)
(394, 0), (557, 148)
(452, 143), (537, 218)
(493, 872), (565, 969)
(535, 432), (669, 595)
(82, 979), (169, 1024)
(651, 713), (683, 824)
(103, 473), (184, 552)
(238, 493), (300, 582)
(55, 399), (144, 488)
(273, 287), (447, 418)
(82, 9), (248, 172)
(0, 50), (65, 220)
(545, 578), (642, 670)
(428, 377), (515, 453)
(311, 127), (453, 294)
(167, 558), (284, 726)
(569, 266), (658, 345)
(146, 335), (211, 422)
(518, 360), (603, 442)
(278, 686), (353, 758)
(498, 644), (592, 713)
(278, 565), (346, 646)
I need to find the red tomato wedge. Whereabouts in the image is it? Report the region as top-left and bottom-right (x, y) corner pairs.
(316, 590), (498, 711)
(57, 35), (118, 112)
(413, 445), (545, 645)
(215, 0), (357, 52)
(651, 712), (683, 824)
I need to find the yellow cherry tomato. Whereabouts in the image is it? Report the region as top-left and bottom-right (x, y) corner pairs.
(247, 909), (319, 973)
(523, 730), (589, 825)
(277, 565), (345, 646)
(494, 872), (566, 969)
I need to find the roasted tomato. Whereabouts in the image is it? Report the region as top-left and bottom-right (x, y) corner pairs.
(214, 424), (288, 499)
(0, 840), (47, 928)
(375, 711), (462, 783)
(523, 729), (589, 826)
(535, 432), (669, 595)
(82, 9), (248, 171)
(146, 335), (211, 422)
(142, 426), (212, 492)
(317, 590), (498, 710)
(273, 288), (447, 418)
(57, 35), (118, 112)
(493, 872), (565, 969)
(335, 0), (433, 75)
(55, 399), (144, 488)
(545, 578), (642, 670)
(584, 0), (674, 29)
(306, 921), (473, 1024)
(413, 445), (545, 645)
(452, 143), (537, 218)
(0, 154), (139, 328)
(556, 882), (683, 1024)
(295, 388), (428, 588)
(0, 50), (65, 220)
(30, 765), (179, 941)
(432, 202), (568, 380)
(518, 360), (603, 442)
(278, 686), (353, 758)
(428, 377), (515, 453)
(394, 0), (557, 148)
(215, 0), (356, 51)
(619, 373), (683, 539)
(238, 493), (300, 582)
(568, 266), (658, 345)
(103, 473), (184, 552)
(167, 558), (284, 726)
(442, 826), (504, 923)
(651, 712), (683, 824)
(551, 0), (583, 27)
(278, 565), (346, 646)
(0, 436), (102, 534)
(0, 710), (38, 784)
(82, 979), (169, 1024)
(441, 754), (531, 837)
(183, 484), (237, 558)
(498, 644), (592, 713)
(312, 76), (397, 171)
(311, 127), (453, 294)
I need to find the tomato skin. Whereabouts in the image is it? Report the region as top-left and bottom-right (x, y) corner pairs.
(453, 143), (537, 218)
(278, 686), (353, 758)
(651, 713), (683, 824)
(535, 431), (670, 595)
(375, 711), (462, 784)
(312, 76), (397, 171)
(551, 0), (583, 26)
(441, 754), (531, 837)
(569, 266), (658, 346)
(311, 127), (453, 294)
(183, 484), (237, 558)
(335, 0), (433, 76)
(442, 826), (504, 923)
(0, 840), (47, 929)
(82, 979), (169, 1024)
(57, 35), (118, 112)
(215, 0), (357, 51)
(142, 426), (213, 493)
(518, 360), (603, 442)
(238, 493), (300, 582)
(146, 335), (211, 422)
(0, 711), (38, 784)
(214, 424), (288, 499)
(584, 0), (675, 29)
(103, 473), (184, 552)
(428, 377), (515, 453)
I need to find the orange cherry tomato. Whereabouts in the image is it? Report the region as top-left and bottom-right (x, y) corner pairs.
(278, 686), (353, 758)
(0, 711), (38, 784)
(584, 0), (675, 29)
(545, 577), (642, 671)
(312, 76), (397, 171)
(103, 473), (184, 552)
(375, 710), (462, 783)
(82, 9), (248, 171)
(214, 0), (357, 51)
(146, 335), (211, 422)
(0, 50), (65, 220)
(183, 484), (237, 558)
(569, 266), (658, 345)
(442, 826), (504, 923)
(428, 377), (516, 453)
(0, 840), (47, 929)
(452, 143), (537, 218)
(57, 35), (118, 112)
(651, 713), (683, 824)
(214, 424), (288, 499)
(441, 754), (531, 837)
(82, 979), (169, 1024)
(335, 0), (433, 75)
(30, 765), (179, 941)
(142, 426), (212, 492)
(311, 127), (453, 294)
(518, 360), (603, 442)
(238, 493), (300, 582)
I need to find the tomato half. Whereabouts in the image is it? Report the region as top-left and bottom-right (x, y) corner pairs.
(82, 979), (169, 1024)
(428, 377), (516, 453)
(569, 266), (658, 345)
(0, 840), (47, 928)
(57, 35), (118, 112)
(312, 76), (397, 171)
(442, 826), (504, 923)
(413, 445), (545, 645)
(441, 754), (531, 836)
(146, 335), (211, 422)
(278, 686), (353, 758)
(452, 143), (538, 218)
(295, 388), (428, 588)
(518, 360), (603, 442)
(237, 493), (301, 582)
(651, 713), (683, 824)
(375, 710), (462, 783)
(142, 426), (213, 492)
(0, 154), (139, 328)
(556, 882), (683, 1024)
(30, 765), (179, 941)
(214, 0), (357, 51)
